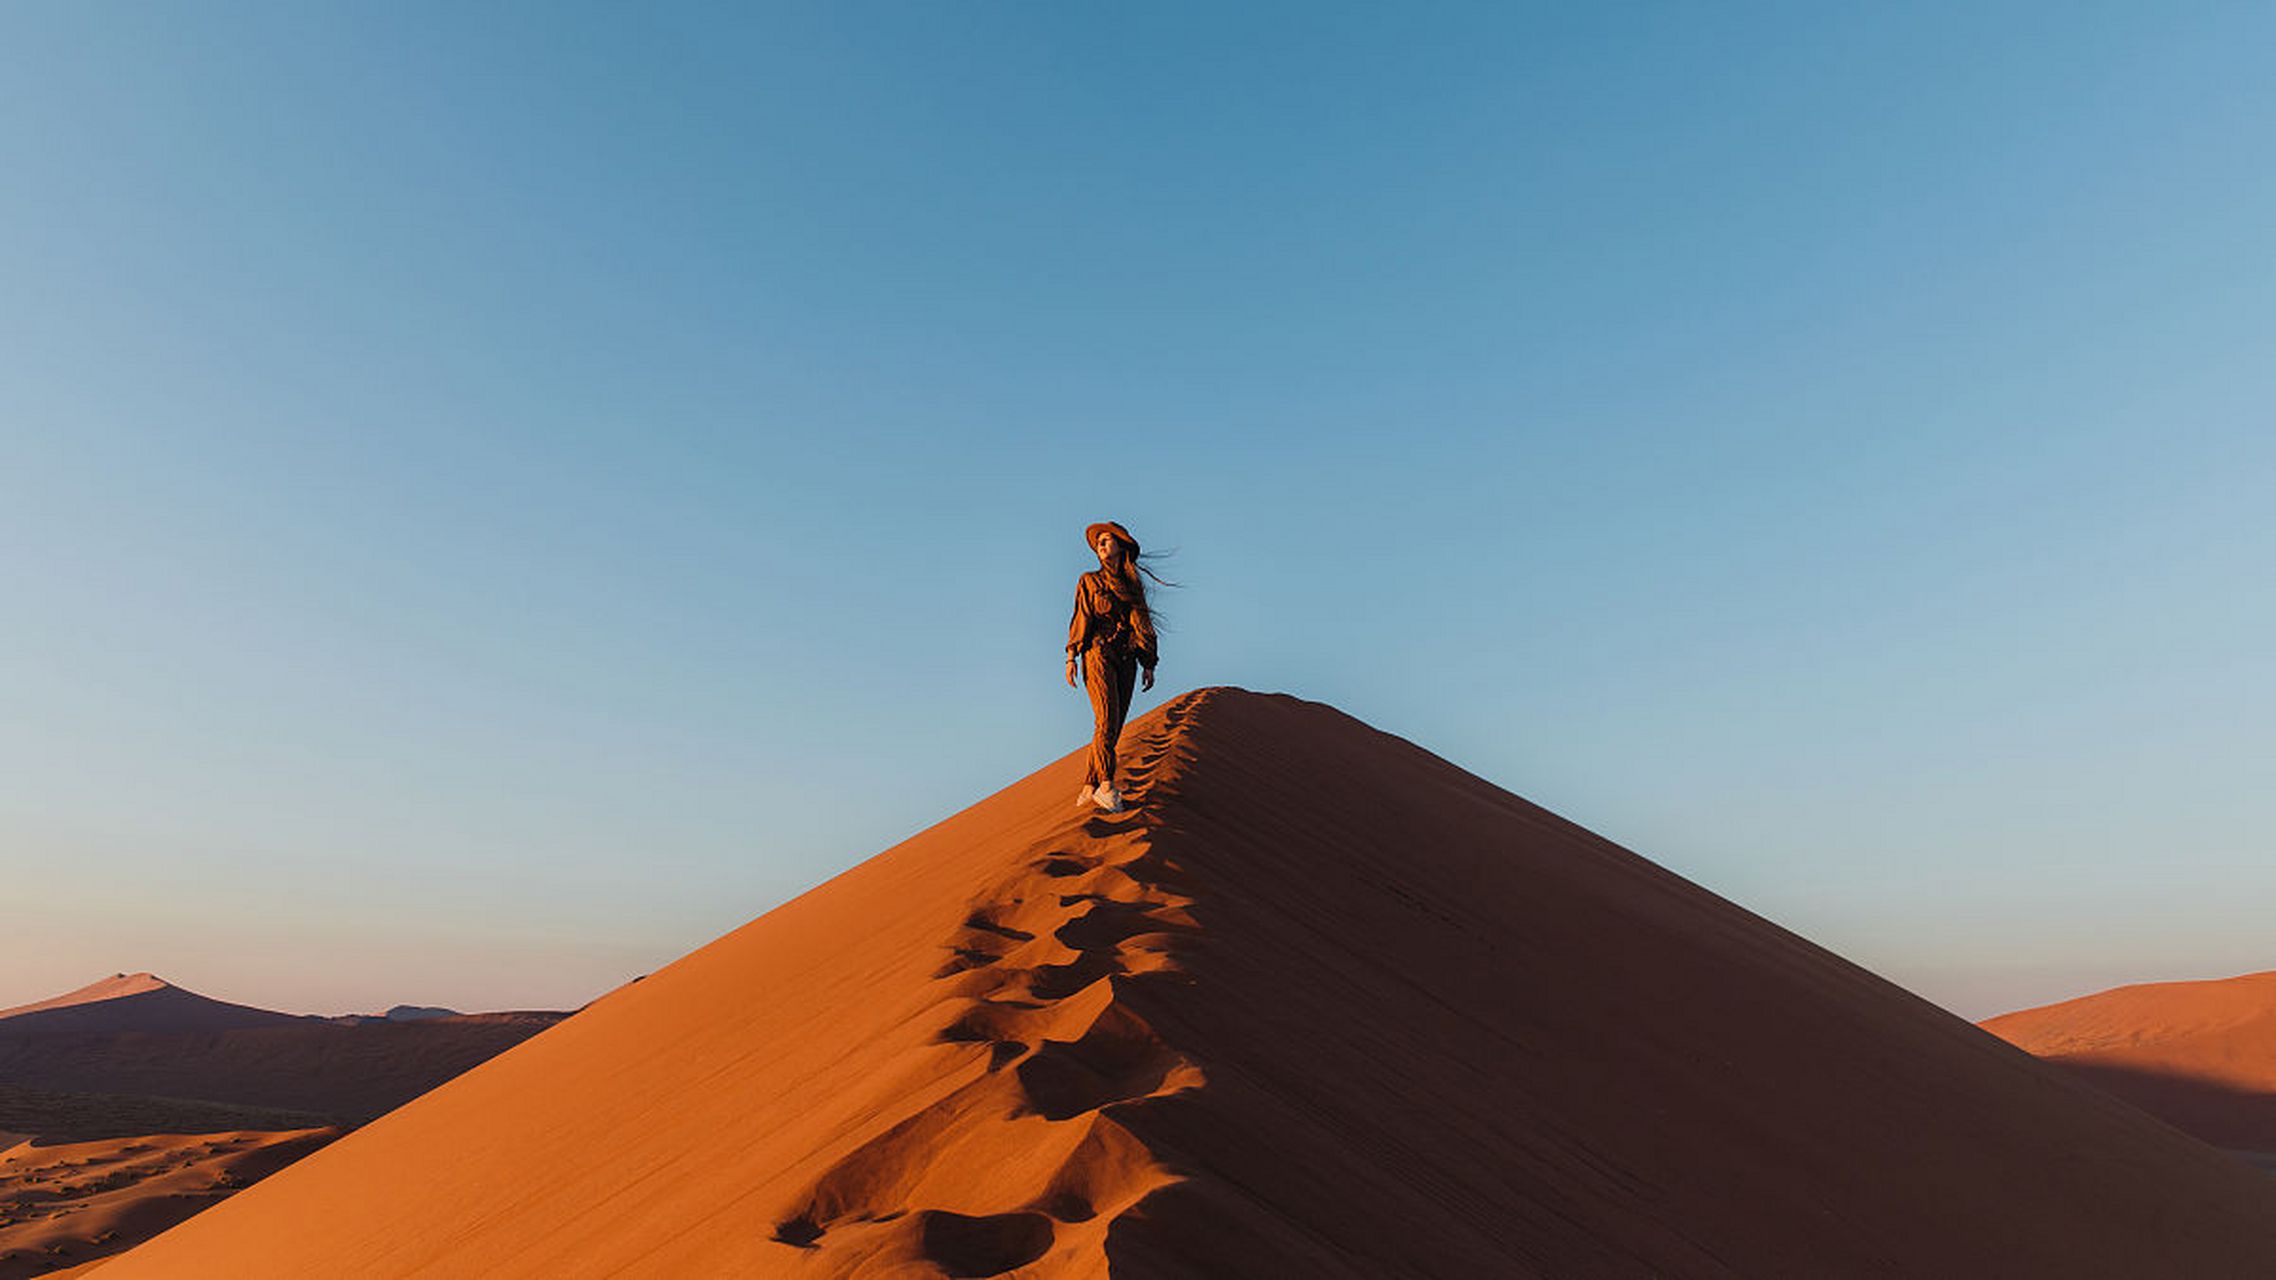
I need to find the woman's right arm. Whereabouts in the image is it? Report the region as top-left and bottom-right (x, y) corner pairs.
(1066, 575), (1090, 685)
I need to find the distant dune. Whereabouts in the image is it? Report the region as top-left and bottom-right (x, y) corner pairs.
(0, 975), (171, 1020)
(89, 688), (2276, 1278)
(0, 976), (568, 1127)
(1982, 969), (2276, 1155)
(0, 979), (569, 1279)
(0, 976), (303, 1040)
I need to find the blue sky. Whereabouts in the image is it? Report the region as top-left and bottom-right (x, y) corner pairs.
(2, 3), (2271, 1018)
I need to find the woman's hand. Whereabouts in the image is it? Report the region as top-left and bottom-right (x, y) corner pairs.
(1141, 667), (1155, 692)
(1065, 654), (1079, 688)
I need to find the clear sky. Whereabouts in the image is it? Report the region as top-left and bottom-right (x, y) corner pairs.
(3, 4), (2271, 1020)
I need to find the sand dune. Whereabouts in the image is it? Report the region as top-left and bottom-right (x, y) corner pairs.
(0, 977), (172, 1022)
(0, 1129), (335, 1280)
(1982, 969), (2276, 1153)
(92, 689), (2276, 1277)
(0, 966), (568, 1129)
(0, 977), (302, 1040)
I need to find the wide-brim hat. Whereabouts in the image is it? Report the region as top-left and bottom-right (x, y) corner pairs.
(1084, 521), (1139, 556)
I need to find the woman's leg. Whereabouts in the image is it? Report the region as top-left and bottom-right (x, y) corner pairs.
(1083, 648), (1119, 786)
(1084, 648), (1139, 788)
(1110, 651), (1138, 737)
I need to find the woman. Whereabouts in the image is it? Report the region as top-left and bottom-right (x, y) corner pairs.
(1065, 520), (1160, 812)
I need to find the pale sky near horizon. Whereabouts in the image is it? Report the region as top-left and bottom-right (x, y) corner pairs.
(3, 4), (2272, 1021)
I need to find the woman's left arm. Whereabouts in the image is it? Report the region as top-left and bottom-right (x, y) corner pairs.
(1135, 609), (1158, 691)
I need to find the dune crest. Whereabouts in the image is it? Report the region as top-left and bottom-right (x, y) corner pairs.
(94, 689), (2276, 1277)
(0, 976), (170, 1022)
(768, 707), (1202, 1273)
(728, 696), (1209, 1275)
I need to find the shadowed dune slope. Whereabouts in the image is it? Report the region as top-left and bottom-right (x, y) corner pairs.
(95, 689), (2276, 1278)
(1982, 970), (2276, 1151)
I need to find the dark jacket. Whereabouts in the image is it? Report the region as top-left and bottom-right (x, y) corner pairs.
(1067, 570), (1157, 670)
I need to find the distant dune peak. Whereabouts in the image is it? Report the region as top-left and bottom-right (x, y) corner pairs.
(0, 971), (175, 1020)
(0, 972), (303, 1038)
(92, 689), (2276, 1279)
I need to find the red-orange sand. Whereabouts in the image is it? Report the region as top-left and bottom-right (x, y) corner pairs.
(91, 690), (2276, 1277)
(0, 1129), (335, 1279)
(1983, 969), (2276, 1154)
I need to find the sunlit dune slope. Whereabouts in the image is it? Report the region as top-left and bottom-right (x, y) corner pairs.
(1983, 970), (2276, 1152)
(95, 689), (2276, 1278)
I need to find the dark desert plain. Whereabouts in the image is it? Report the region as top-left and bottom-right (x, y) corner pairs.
(67, 690), (2276, 1279)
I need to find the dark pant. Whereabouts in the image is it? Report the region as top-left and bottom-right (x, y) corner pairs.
(1082, 645), (1138, 787)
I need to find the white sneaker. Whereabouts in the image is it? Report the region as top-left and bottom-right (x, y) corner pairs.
(1078, 785), (1099, 808)
(1094, 785), (1125, 813)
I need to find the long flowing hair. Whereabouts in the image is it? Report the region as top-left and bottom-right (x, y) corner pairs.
(1099, 541), (1176, 632)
